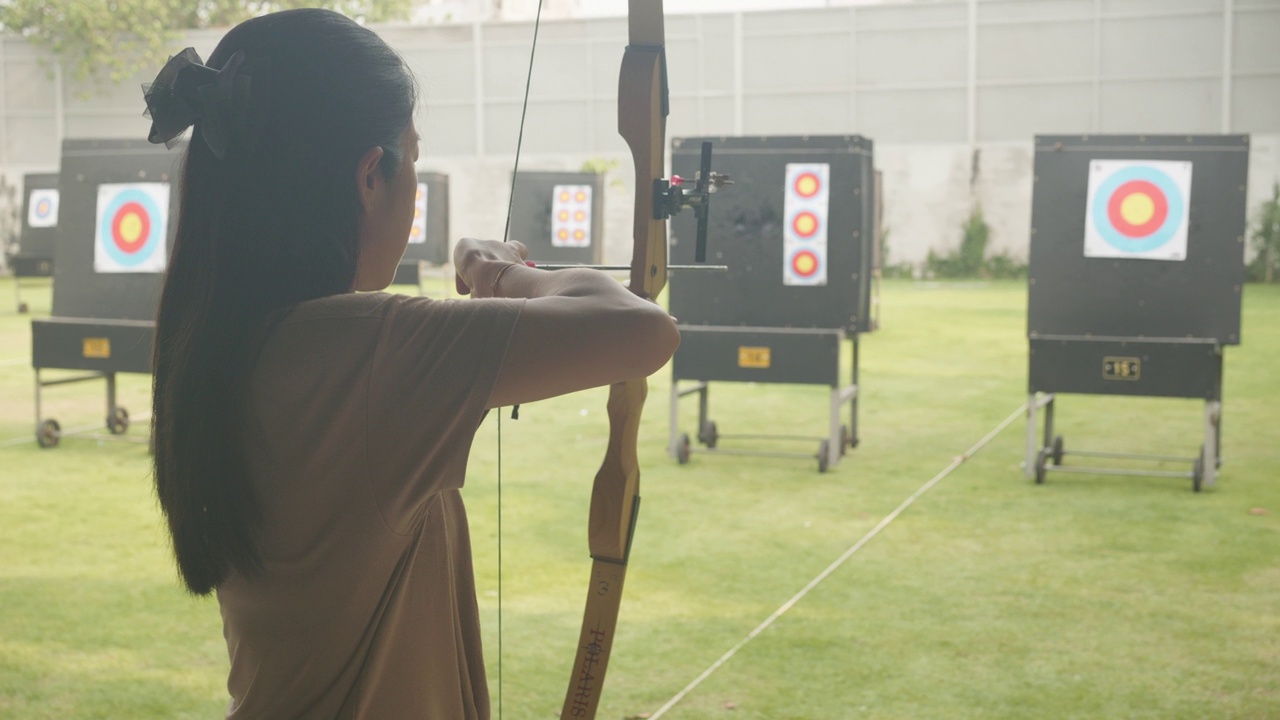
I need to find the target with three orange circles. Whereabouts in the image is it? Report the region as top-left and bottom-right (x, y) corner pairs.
(783, 163), (829, 286)
(408, 182), (428, 244)
(1084, 159), (1192, 262)
(551, 185), (592, 248)
(94, 183), (170, 273)
(28, 189), (59, 228)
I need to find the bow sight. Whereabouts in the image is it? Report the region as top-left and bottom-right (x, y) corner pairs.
(653, 141), (733, 262)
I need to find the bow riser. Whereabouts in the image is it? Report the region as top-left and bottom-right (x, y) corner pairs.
(618, 44), (668, 300)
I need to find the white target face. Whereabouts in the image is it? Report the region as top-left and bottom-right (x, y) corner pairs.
(93, 183), (169, 274)
(408, 182), (428, 245)
(783, 163), (830, 286)
(551, 185), (592, 248)
(1083, 160), (1192, 262)
(28, 188), (59, 228)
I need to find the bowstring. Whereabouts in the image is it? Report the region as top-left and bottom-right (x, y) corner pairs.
(496, 1), (544, 717)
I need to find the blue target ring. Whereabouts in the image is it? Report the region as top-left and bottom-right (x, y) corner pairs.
(99, 187), (164, 268)
(1091, 165), (1185, 254)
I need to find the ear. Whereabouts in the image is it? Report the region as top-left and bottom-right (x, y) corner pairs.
(355, 145), (386, 214)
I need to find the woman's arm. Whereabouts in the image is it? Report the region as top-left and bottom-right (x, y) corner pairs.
(454, 238), (680, 409)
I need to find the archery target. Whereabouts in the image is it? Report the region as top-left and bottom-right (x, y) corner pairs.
(408, 182), (428, 244)
(94, 183), (169, 274)
(1084, 160), (1192, 261)
(28, 188), (59, 228)
(551, 185), (592, 248)
(783, 163), (829, 286)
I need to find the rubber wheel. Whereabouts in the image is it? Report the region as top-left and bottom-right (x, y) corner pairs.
(1051, 435), (1064, 465)
(107, 406), (130, 435)
(839, 424), (850, 456)
(17, 301), (29, 314)
(676, 433), (692, 465)
(1192, 445), (1204, 493)
(818, 440), (831, 473)
(37, 419), (61, 449)
(698, 420), (719, 449)
(1034, 448), (1048, 484)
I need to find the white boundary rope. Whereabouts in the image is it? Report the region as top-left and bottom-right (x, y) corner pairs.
(648, 402), (1029, 719)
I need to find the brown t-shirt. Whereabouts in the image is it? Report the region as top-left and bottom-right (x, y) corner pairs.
(217, 292), (522, 719)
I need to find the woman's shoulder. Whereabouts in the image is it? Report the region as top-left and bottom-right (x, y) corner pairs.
(279, 292), (400, 326)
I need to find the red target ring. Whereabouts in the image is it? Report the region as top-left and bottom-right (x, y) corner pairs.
(1106, 180), (1168, 238)
(791, 249), (820, 278)
(793, 172), (821, 198)
(792, 211), (820, 239)
(111, 202), (151, 253)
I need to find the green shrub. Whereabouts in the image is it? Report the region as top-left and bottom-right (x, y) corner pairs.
(1246, 182), (1280, 284)
(926, 204), (1027, 279)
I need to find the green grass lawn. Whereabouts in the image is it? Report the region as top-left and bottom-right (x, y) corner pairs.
(0, 277), (1277, 719)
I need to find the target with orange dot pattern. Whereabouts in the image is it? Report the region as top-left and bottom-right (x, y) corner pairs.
(28, 188), (59, 228)
(94, 183), (169, 273)
(783, 163), (829, 285)
(551, 184), (592, 248)
(1084, 160), (1191, 261)
(408, 182), (428, 244)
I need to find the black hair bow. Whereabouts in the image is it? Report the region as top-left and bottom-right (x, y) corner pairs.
(142, 47), (268, 160)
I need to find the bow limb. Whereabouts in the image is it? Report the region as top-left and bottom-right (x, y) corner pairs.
(560, 2), (668, 718)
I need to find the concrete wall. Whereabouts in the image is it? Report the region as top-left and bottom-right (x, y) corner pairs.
(2, 0), (1278, 270)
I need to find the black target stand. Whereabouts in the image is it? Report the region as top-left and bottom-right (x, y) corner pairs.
(1025, 134), (1248, 491)
(667, 135), (877, 473)
(9, 173), (59, 313)
(29, 139), (181, 448)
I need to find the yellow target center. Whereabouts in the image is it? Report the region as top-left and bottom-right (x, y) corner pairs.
(119, 213), (144, 244)
(794, 253), (816, 274)
(1120, 192), (1156, 226)
(796, 175), (819, 197)
(795, 214), (817, 236)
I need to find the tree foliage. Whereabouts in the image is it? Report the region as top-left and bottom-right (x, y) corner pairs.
(0, 0), (413, 87)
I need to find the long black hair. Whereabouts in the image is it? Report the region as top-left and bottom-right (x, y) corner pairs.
(152, 8), (417, 595)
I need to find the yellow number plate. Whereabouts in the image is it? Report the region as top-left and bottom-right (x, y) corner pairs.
(83, 337), (111, 359)
(738, 346), (771, 369)
(1103, 356), (1140, 381)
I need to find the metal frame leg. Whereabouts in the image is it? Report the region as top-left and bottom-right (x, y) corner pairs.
(1043, 394), (1056, 454)
(827, 386), (842, 470)
(106, 372), (118, 428)
(34, 367), (43, 434)
(668, 379), (681, 459)
(1203, 399), (1220, 488)
(849, 334), (860, 448)
(1025, 393), (1038, 478)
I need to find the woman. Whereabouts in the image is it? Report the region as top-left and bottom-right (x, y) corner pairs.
(145, 9), (677, 718)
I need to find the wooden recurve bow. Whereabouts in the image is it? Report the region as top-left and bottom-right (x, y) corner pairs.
(559, 1), (669, 717)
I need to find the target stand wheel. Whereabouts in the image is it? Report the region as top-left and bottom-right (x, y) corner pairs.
(817, 439), (831, 473)
(839, 424), (850, 456)
(1034, 449), (1048, 485)
(698, 419), (719, 449)
(1192, 445), (1205, 493)
(107, 407), (130, 435)
(1051, 435), (1065, 466)
(676, 433), (692, 465)
(37, 419), (61, 449)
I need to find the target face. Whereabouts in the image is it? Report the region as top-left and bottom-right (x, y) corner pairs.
(94, 183), (169, 273)
(1084, 160), (1191, 261)
(551, 184), (592, 248)
(783, 163), (830, 286)
(27, 188), (59, 228)
(408, 182), (429, 244)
